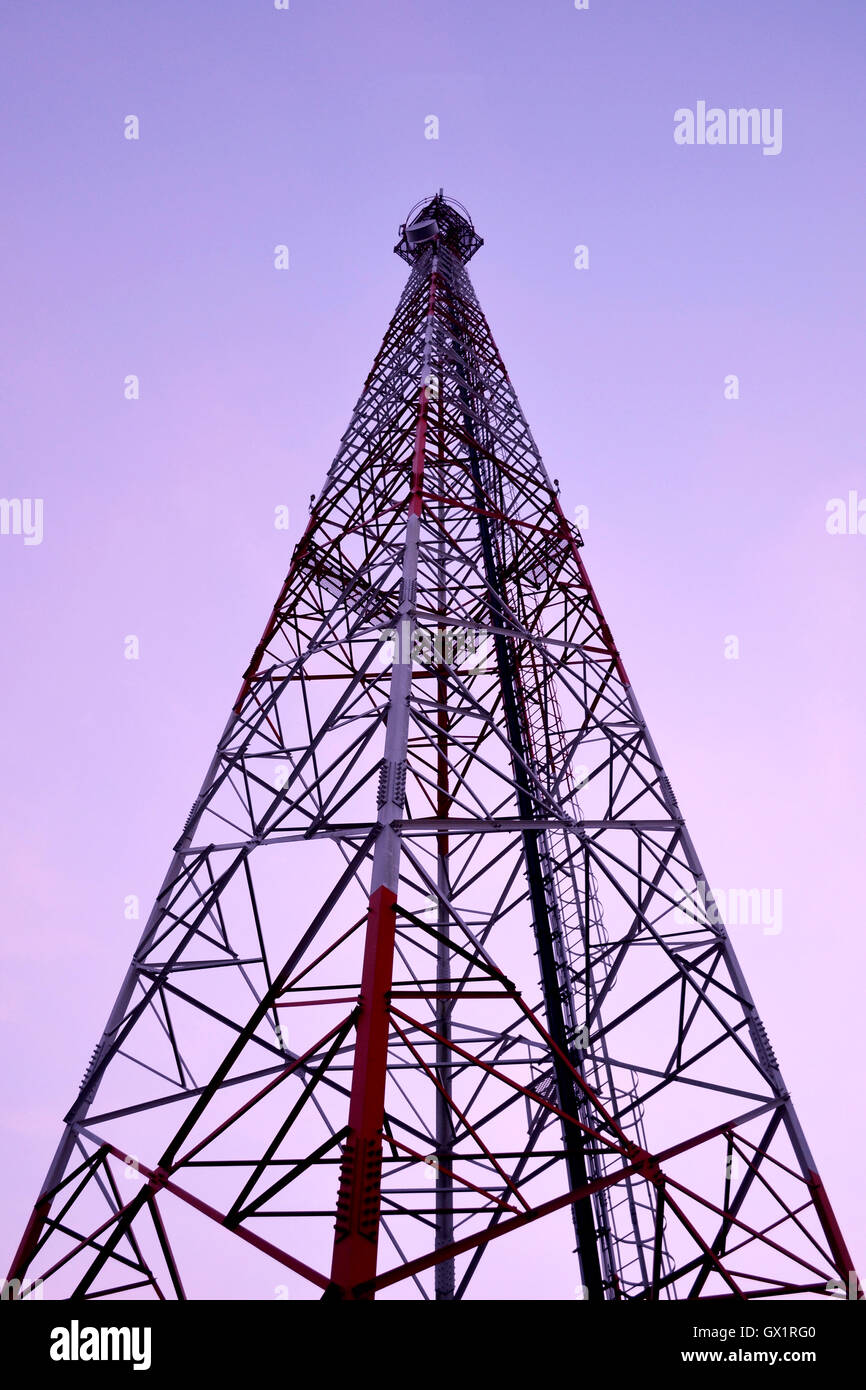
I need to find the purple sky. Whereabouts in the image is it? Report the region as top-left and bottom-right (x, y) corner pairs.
(1, 0), (864, 1295)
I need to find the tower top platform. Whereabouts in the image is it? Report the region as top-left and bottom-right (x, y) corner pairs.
(394, 190), (483, 265)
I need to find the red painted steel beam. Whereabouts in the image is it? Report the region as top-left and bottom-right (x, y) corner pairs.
(328, 885), (398, 1297)
(6, 1200), (50, 1288)
(808, 1169), (861, 1292)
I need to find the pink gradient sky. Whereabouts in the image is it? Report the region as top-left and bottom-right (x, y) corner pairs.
(1, 0), (864, 1294)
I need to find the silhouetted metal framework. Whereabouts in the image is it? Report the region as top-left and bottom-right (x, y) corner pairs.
(7, 193), (858, 1302)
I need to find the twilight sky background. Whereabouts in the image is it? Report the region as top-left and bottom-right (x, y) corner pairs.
(1, 0), (864, 1294)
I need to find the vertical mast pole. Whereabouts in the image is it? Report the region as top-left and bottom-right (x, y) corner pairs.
(329, 246), (440, 1299)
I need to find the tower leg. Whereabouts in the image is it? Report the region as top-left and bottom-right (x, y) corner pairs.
(329, 885), (397, 1297)
(327, 247), (439, 1298)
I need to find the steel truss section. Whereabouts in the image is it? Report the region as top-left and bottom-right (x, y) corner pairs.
(6, 192), (858, 1303)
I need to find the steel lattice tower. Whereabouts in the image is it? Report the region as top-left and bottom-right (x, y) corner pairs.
(7, 193), (857, 1303)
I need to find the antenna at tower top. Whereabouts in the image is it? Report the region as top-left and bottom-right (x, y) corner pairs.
(394, 190), (483, 264)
